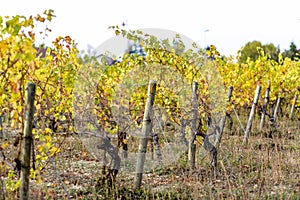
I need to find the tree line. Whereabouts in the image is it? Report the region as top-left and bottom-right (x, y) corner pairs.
(237, 40), (300, 63)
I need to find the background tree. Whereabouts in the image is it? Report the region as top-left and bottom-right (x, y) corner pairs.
(282, 42), (300, 60)
(238, 41), (262, 63)
(238, 40), (279, 63)
(263, 43), (280, 61)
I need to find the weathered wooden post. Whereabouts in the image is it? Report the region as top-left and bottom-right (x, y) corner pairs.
(180, 118), (189, 146)
(289, 93), (298, 120)
(273, 90), (283, 123)
(215, 86), (233, 148)
(0, 115), (3, 138)
(260, 80), (270, 130)
(134, 80), (156, 189)
(20, 82), (36, 200)
(188, 82), (198, 169)
(243, 85), (261, 144)
(152, 133), (162, 164)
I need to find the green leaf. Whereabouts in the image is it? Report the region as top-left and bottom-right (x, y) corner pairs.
(115, 29), (120, 35)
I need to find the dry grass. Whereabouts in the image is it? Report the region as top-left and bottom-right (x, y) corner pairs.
(1, 114), (299, 199)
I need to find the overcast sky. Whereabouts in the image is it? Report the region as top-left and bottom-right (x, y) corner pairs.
(1, 0), (300, 56)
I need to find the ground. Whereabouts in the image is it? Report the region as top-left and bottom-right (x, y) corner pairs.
(0, 115), (299, 199)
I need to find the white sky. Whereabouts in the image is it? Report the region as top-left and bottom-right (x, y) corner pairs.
(1, 0), (300, 56)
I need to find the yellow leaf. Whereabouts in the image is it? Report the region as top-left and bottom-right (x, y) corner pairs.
(115, 30), (120, 35)
(60, 115), (66, 121)
(45, 142), (51, 150)
(69, 126), (74, 132)
(36, 154), (43, 161)
(50, 147), (60, 156)
(45, 128), (52, 134)
(195, 135), (203, 145)
(11, 120), (17, 129)
(45, 135), (51, 142)
(30, 168), (36, 179)
(10, 110), (18, 119)
(1, 142), (9, 149)
(35, 104), (41, 111)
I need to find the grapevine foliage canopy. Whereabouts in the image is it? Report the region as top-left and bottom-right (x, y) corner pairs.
(74, 27), (227, 170)
(0, 10), (80, 170)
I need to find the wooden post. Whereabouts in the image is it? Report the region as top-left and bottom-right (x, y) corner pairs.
(215, 86), (233, 148)
(180, 118), (189, 146)
(273, 92), (282, 123)
(152, 133), (162, 164)
(289, 93), (297, 120)
(243, 85), (261, 144)
(188, 82), (198, 169)
(260, 80), (271, 130)
(20, 82), (36, 200)
(0, 115), (3, 138)
(134, 80), (156, 189)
